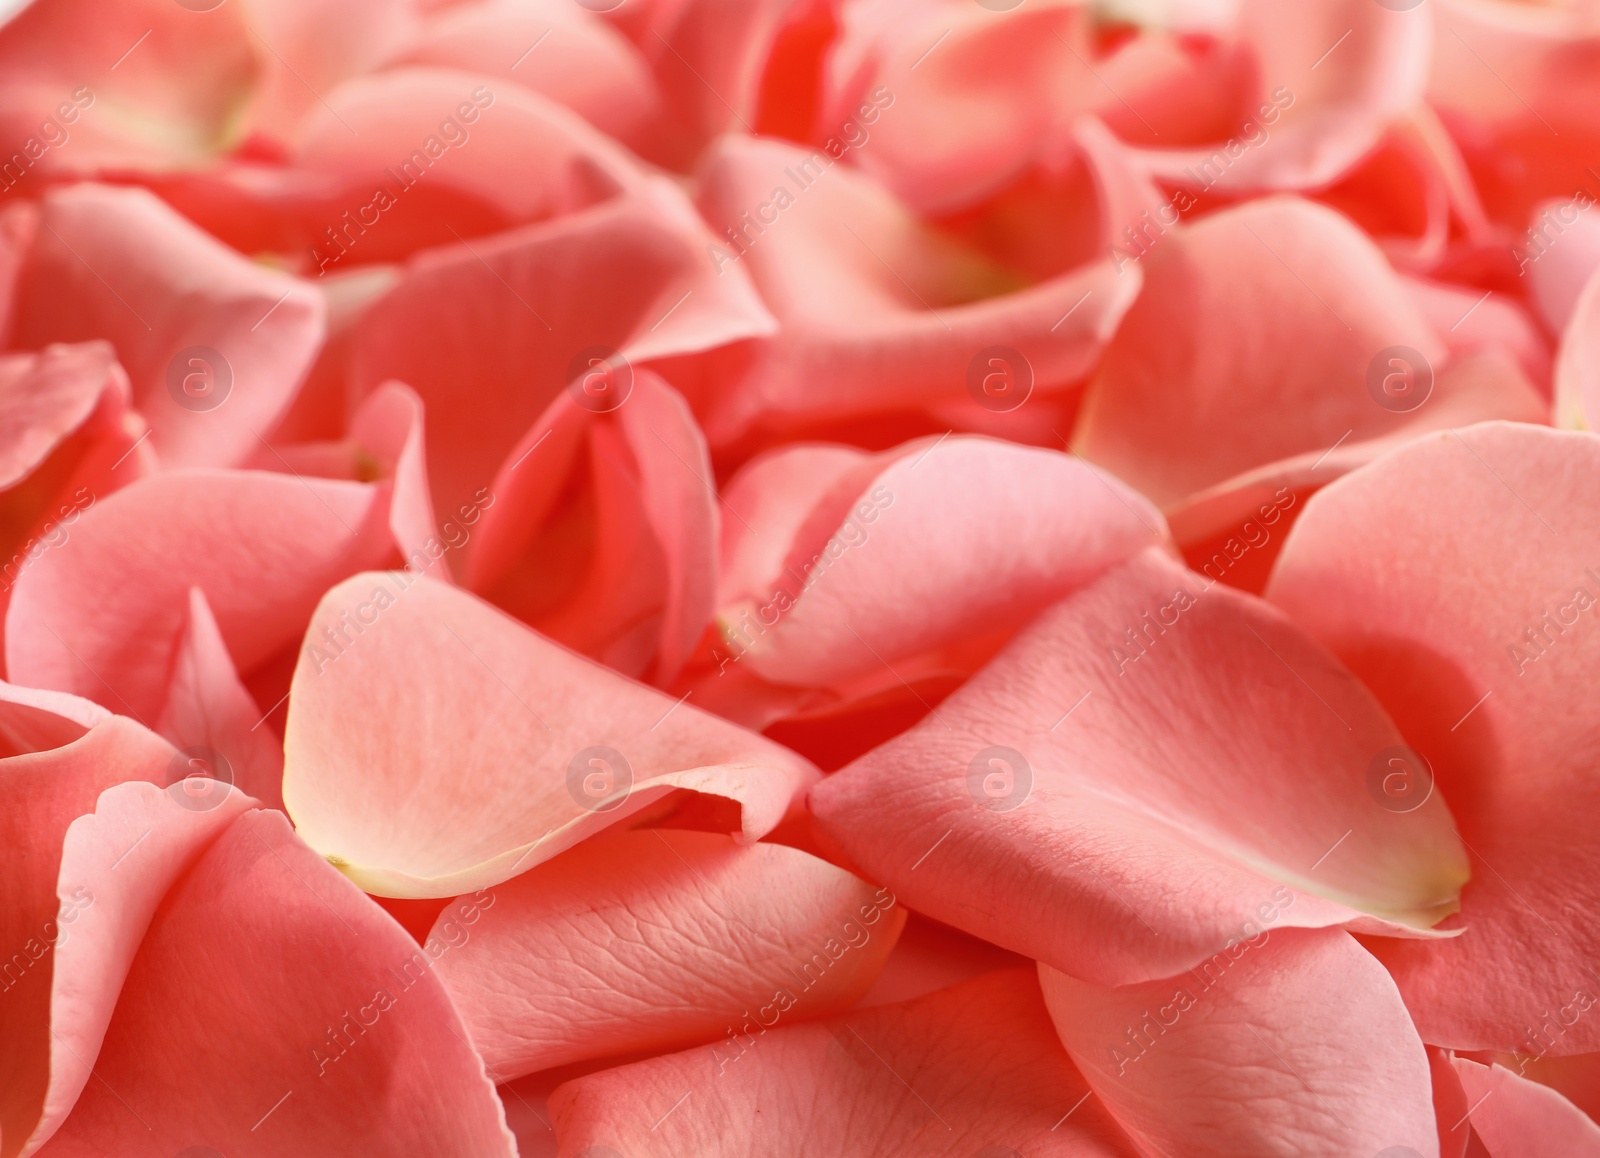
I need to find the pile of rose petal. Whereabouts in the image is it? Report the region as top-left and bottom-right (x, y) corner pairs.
(4, 0), (1600, 1154)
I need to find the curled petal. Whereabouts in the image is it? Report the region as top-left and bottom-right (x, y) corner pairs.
(36, 809), (516, 1157)
(12, 184), (326, 470)
(282, 573), (818, 897)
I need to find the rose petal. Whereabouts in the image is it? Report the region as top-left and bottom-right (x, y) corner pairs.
(352, 178), (774, 529)
(5, 468), (397, 727)
(1131, 0), (1433, 193)
(36, 809), (516, 1156)
(239, 0), (423, 142)
(23, 778), (253, 1157)
(1557, 265), (1600, 431)
(11, 184), (326, 469)
(550, 969), (1138, 1156)
(1267, 421), (1600, 1052)
(389, 0), (661, 150)
(293, 65), (640, 238)
(811, 546), (1469, 988)
(1451, 1057), (1600, 1156)
(0, 701), (175, 1158)
(695, 132), (1142, 445)
(0, 0), (256, 174)
(433, 829), (904, 1080)
(1039, 929), (1440, 1158)
(282, 572), (818, 897)
(155, 587), (285, 810)
(470, 371), (717, 684)
(692, 435), (1165, 731)
(819, 0), (1096, 214)
(1074, 196), (1448, 511)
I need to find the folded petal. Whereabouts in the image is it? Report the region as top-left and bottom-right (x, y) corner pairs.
(11, 184), (326, 469)
(550, 969), (1138, 1156)
(469, 370), (717, 684)
(282, 572), (818, 897)
(25, 778), (253, 1157)
(1267, 421), (1600, 1052)
(0, 202), (37, 345)
(695, 132), (1141, 445)
(811, 546), (1469, 988)
(0, 699), (176, 1158)
(433, 829), (903, 1079)
(1131, 0), (1433, 193)
(155, 587), (285, 810)
(1451, 1057), (1600, 1156)
(0, 0), (257, 174)
(692, 435), (1165, 733)
(352, 178), (774, 528)
(5, 468), (397, 727)
(36, 809), (516, 1156)
(1039, 929), (1440, 1158)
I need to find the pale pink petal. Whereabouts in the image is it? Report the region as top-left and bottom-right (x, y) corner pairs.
(433, 829), (904, 1079)
(282, 573), (818, 897)
(11, 184), (326, 469)
(347, 381), (445, 581)
(811, 547), (1469, 988)
(1267, 421), (1600, 1052)
(36, 810), (516, 1156)
(550, 969), (1138, 1156)
(1040, 930), (1440, 1158)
